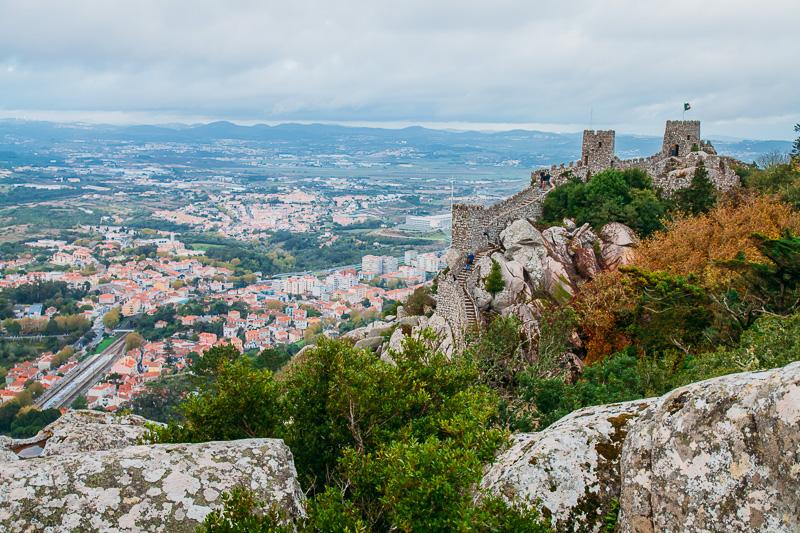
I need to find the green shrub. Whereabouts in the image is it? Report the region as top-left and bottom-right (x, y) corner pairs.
(484, 259), (505, 295)
(159, 334), (550, 531)
(149, 357), (281, 443)
(8, 408), (60, 438)
(541, 169), (669, 237)
(673, 162), (717, 216)
(404, 285), (435, 316)
(197, 486), (292, 533)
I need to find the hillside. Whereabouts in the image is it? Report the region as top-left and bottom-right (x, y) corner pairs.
(0, 119), (790, 168)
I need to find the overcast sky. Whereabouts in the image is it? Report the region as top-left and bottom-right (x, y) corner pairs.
(0, 0), (797, 139)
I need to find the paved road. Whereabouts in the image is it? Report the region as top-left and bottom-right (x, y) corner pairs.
(36, 334), (127, 410)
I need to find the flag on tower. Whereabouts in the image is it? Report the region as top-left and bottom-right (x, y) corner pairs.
(684, 102), (691, 111)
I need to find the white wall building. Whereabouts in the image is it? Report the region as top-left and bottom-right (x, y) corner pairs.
(404, 213), (452, 232)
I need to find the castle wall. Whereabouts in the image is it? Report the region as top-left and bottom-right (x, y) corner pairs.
(662, 120), (701, 158)
(451, 186), (544, 253)
(445, 119), (741, 341)
(452, 120), (739, 253)
(434, 274), (468, 351)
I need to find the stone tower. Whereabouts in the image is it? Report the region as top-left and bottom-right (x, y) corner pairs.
(662, 120), (701, 158)
(581, 130), (615, 174)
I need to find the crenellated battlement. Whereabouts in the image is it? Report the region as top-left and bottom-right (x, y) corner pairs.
(662, 120), (701, 157)
(450, 119), (741, 253)
(581, 129), (616, 173)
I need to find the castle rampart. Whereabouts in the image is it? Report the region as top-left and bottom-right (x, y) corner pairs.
(451, 186), (543, 253)
(449, 119), (740, 253)
(662, 120), (701, 157)
(581, 130), (616, 174)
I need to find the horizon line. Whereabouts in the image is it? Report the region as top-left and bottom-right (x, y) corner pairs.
(0, 110), (794, 142)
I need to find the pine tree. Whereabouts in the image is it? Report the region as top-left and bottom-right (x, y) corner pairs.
(792, 124), (800, 167)
(484, 259), (505, 295)
(674, 161), (716, 216)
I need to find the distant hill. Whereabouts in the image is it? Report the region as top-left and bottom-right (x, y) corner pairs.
(0, 119), (790, 167)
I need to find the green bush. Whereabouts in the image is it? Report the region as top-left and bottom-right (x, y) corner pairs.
(673, 162), (717, 215)
(403, 285), (435, 316)
(197, 486), (291, 533)
(541, 169), (669, 237)
(740, 161), (800, 209)
(518, 350), (644, 429)
(9, 408), (60, 438)
(484, 259), (505, 295)
(149, 357), (281, 443)
(518, 310), (800, 430)
(159, 335), (550, 531)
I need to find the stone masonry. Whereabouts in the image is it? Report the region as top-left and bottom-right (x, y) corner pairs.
(450, 120), (741, 254)
(582, 129), (616, 174)
(661, 120), (700, 157)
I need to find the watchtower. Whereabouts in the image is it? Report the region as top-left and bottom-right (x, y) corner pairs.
(662, 120), (701, 158)
(581, 130), (615, 174)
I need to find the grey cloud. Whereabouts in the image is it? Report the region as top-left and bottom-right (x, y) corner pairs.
(0, 0), (797, 139)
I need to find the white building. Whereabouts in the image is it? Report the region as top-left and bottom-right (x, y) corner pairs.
(404, 213), (452, 232)
(416, 252), (444, 273)
(361, 255), (384, 277)
(382, 256), (399, 274)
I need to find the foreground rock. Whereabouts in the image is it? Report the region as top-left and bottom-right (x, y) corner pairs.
(480, 399), (654, 532)
(619, 361), (800, 533)
(0, 437), (18, 462)
(0, 410), (154, 461)
(482, 362), (800, 533)
(0, 439), (305, 532)
(42, 410), (152, 456)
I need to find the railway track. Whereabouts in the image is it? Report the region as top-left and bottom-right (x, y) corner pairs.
(35, 334), (128, 410)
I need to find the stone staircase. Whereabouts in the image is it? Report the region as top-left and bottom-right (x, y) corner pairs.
(456, 249), (494, 328)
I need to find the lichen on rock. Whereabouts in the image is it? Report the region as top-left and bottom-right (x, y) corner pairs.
(480, 399), (654, 532)
(0, 438), (305, 533)
(619, 361), (800, 533)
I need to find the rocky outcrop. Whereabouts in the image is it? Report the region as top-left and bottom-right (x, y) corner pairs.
(0, 411), (154, 461)
(599, 222), (638, 269)
(0, 411), (306, 532)
(482, 362), (800, 533)
(651, 150), (740, 194)
(342, 319), (394, 342)
(0, 439), (305, 533)
(428, 218), (638, 362)
(619, 361), (800, 533)
(480, 399), (654, 532)
(354, 335), (385, 351)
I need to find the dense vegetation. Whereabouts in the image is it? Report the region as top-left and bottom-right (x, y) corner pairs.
(540, 166), (719, 237)
(0, 281), (89, 318)
(540, 168), (670, 236)
(0, 380), (61, 438)
(150, 338), (549, 531)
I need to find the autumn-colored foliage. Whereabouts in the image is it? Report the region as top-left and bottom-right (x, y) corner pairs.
(572, 270), (636, 363)
(634, 194), (800, 286)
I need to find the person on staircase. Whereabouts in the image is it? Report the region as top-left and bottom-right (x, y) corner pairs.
(465, 251), (475, 272)
(542, 170), (552, 190)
